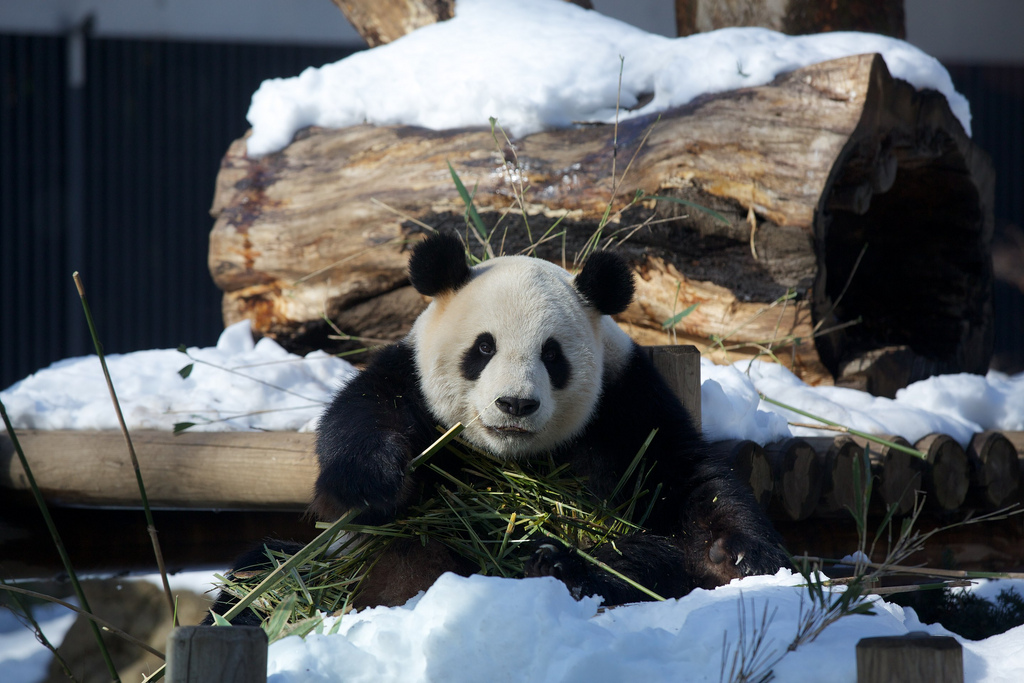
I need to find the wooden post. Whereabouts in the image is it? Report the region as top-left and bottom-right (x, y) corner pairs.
(857, 633), (963, 683)
(646, 346), (702, 434)
(805, 435), (864, 515)
(966, 431), (1020, 509)
(764, 438), (822, 521)
(708, 439), (773, 510)
(167, 626), (268, 683)
(915, 434), (970, 512)
(855, 434), (924, 516)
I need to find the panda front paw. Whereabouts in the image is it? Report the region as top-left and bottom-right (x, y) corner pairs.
(313, 430), (413, 522)
(524, 542), (589, 599)
(707, 533), (788, 580)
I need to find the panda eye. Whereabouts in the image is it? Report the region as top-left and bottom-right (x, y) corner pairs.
(478, 338), (495, 355)
(541, 338), (570, 390)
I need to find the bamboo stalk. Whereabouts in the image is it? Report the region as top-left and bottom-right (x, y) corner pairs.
(0, 398), (121, 681)
(758, 393), (928, 459)
(73, 271), (177, 625)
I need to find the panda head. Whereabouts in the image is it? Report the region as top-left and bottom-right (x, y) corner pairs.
(407, 232), (635, 459)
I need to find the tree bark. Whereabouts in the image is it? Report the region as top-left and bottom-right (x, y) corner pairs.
(330, 0), (592, 48)
(208, 53), (993, 390)
(675, 0), (905, 38)
(329, 0), (454, 47)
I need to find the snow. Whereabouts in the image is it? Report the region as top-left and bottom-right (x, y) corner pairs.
(4, 320), (1021, 450)
(264, 571), (1024, 683)
(3, 324), (1024, 683)
(0, 320), (356, 433)
(244, 0), (971, 157)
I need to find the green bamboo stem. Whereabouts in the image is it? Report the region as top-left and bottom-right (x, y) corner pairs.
(0, 398), (121, 681)
(808, 556), (1024, 580)
(73, 272), (177, 624)
(757, 393), (928, 459)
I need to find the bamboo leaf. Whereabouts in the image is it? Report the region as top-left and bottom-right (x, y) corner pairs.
(447, 161), (488, 240)
(647, 194), (731, 225)
(662, 303), (699, 329)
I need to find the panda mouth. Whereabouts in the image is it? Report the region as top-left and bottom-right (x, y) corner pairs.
(486, 425), (533, 436)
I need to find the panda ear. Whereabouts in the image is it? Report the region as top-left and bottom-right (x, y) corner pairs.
(574, 251), (634, 316)
(408, 232), (472, 296)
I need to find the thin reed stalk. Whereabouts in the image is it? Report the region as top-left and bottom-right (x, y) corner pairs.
(0, 397), (121, 681)
(73, 272), (176, 625)
(756, 393), (928, 459)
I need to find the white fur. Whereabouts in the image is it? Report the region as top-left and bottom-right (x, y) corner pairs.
(409, 256), (632, 459)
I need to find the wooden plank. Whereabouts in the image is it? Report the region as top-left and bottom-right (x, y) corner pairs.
(0, 430), (317, 510)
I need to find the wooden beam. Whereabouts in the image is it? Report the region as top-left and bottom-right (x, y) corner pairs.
(0, 430), (316, 510)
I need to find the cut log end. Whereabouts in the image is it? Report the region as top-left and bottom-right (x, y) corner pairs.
(967, 431), (1021, 509)
(916, 434), (971, 512)
(766, 438), (823, 521)
(814, 56), (994, 392)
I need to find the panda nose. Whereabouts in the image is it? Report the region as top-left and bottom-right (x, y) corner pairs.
(495, 396), (540, 416)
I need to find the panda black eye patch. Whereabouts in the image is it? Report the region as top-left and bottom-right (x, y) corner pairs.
(541, 338), (570, 390)
(460, 332), (496, 381)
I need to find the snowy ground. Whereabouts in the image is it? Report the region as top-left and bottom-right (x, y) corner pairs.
(3, 321), (1024, 682)
(2, 0), (1020, 680)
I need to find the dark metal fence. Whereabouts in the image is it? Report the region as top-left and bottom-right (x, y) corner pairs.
(1, 36), (1021, 391)
(1, 33), (357, 390)
(947, 64), (1024, 374)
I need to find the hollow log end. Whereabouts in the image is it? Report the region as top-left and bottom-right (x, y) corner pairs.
(812, 54), (995, 391)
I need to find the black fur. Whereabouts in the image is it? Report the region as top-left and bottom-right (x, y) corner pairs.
(460, 332), (496, 381)
(523, 347), (789, 600)
(312, 338), (787, 605)
(573, 250), (635, 316)
(202, 540), (305, 625)
(312, 343), (440, 525)
(408, 232), (471, 296)
(212, 244), (787, 623)
(541, 338), (570, 390)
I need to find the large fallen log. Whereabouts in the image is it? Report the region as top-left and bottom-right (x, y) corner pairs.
(208, 53), (994, 391)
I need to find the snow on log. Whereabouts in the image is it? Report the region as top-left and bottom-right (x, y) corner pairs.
(208, 53), (993, 392)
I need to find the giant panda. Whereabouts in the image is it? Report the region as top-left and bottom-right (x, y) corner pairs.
(304, 231), (789, 607)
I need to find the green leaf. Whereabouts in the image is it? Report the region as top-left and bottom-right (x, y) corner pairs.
(661, 303), (699, 329)
(265, 593), (297, 641)
(173, 422), (196, 434)
(648, 194), (731, 226)
(447, 160), (488, 240)
(178, 364), (193, 379)
(210, 611), (232, 626)
(177, 344), (188, 353)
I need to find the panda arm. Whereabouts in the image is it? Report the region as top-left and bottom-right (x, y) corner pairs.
(575, 345), (788, 582)
(311, 342), (436, 523)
